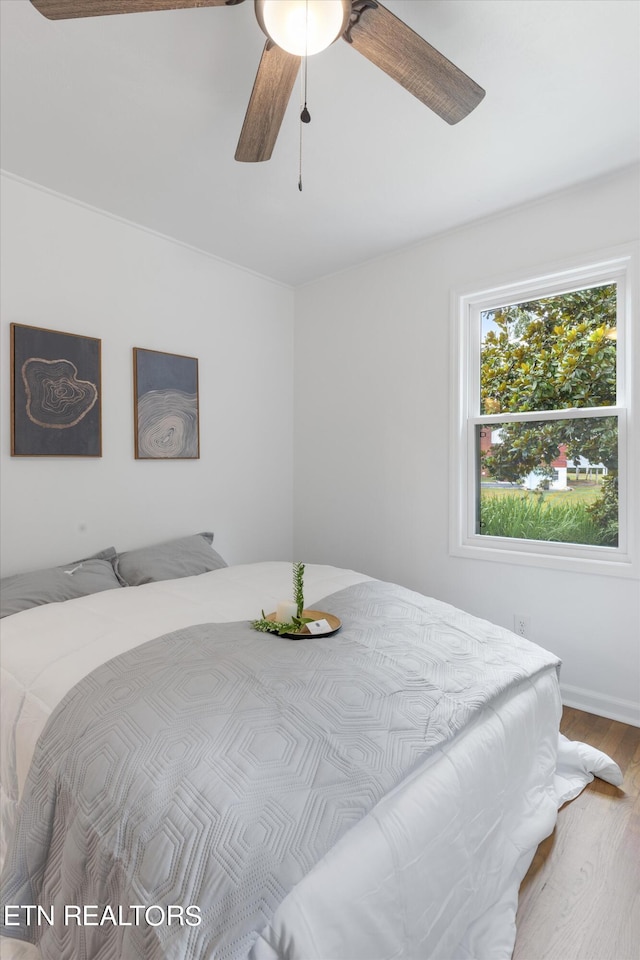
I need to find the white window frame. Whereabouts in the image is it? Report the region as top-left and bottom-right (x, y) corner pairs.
(450, 247), (638, 578)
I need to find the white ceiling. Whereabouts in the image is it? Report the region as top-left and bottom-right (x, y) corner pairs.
(1, 0), (639, 286)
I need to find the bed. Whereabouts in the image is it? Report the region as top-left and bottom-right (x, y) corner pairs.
(0, 536), (622, 960)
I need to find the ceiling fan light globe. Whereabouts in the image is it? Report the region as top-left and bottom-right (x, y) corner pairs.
(255, 0), (351, 57)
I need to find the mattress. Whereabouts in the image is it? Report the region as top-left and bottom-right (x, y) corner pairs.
(0, 562), (621, 960)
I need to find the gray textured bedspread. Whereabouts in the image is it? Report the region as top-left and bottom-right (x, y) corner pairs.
(1, 580), (560, 959)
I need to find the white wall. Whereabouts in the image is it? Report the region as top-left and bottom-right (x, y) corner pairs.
(0, 173), (295, 575)
(293, 166), (640, 725)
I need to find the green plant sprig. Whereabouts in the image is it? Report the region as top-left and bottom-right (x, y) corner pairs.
(251, 561), (310, 635)
(251, 610), (313, 636)
(293, 561), (305, 618)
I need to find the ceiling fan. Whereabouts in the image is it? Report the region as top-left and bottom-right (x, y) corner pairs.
(29, 0), (485, 163)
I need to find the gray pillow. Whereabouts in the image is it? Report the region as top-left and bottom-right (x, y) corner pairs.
(114, 532), (227, 587)
(0, 548), (121, 619)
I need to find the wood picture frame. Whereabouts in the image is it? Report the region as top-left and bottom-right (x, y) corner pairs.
(10, 323), (102, 457)
(133, 347), (200, 460)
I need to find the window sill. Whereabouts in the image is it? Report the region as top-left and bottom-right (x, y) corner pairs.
(451, 536), (637, 579)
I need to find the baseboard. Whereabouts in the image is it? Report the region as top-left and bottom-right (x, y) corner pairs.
(560, 682), (640, 727)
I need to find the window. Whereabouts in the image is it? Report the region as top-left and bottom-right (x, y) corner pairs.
(452, 251), (636, 575)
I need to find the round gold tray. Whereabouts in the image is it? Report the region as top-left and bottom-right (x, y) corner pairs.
(265, 609), (341, 639)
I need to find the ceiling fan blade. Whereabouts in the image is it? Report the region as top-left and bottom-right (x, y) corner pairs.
(235, 42), (300, 163)
(29, 0), (243, 20)
(344, 1), (485, 124)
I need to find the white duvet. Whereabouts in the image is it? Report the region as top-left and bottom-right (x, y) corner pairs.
(0, 563), (622, 960)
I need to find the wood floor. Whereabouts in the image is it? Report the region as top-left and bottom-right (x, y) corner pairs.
(513, 707), (640, 960)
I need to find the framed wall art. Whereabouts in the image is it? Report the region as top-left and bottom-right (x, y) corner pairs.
(133, 348), (200, 460)
(10, 323), (102, 457)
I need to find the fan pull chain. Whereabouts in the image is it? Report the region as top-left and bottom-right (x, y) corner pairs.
(299, 1), (311, 191)
(298, 57), (311, 191)
(298, 117), (303, 192)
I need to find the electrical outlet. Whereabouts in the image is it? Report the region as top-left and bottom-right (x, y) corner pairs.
(514, 615), (529, 638)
